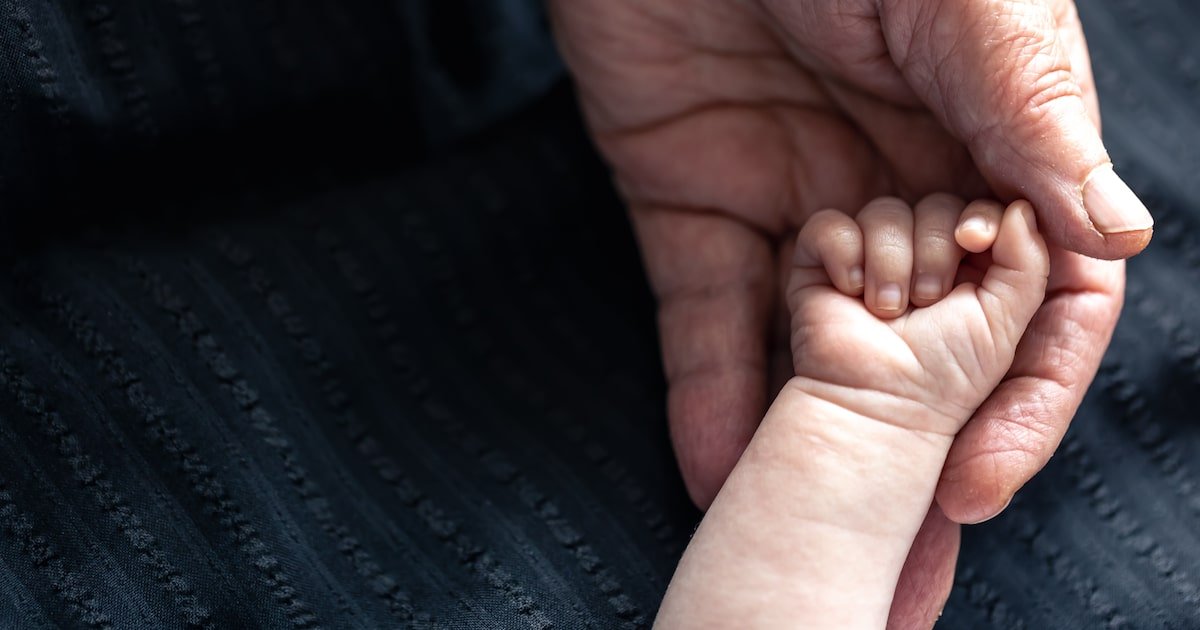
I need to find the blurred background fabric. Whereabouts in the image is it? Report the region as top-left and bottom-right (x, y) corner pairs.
(0, 0), (1196, 628)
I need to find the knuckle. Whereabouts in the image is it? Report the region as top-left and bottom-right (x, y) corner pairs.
(826, 225), (863, 252)
(856, 197), (912, 224)
(789, 322), (843, 369)
(920, 220), (957, 241)
(919, 192), (966, 210)
(917, 230), (958, 261)
(804, 210), (865, 261)
(959, 5), (1086, 147)
(802, 208), (852, 237)
(1019, 67), (1083, 115)
(987, 17), (1083, 129)
(809, 208), (843, 221)
(869, 239), (914, 263)
(961, 204), (999, 223)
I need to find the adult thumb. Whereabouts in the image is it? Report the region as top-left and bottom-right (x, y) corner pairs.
(884, 0), (1152, 260)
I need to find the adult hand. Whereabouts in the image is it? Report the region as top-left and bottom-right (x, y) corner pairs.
(548, 0), (1150, 625)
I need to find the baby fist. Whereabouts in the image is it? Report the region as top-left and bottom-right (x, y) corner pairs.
(786, 196), (1050, 437)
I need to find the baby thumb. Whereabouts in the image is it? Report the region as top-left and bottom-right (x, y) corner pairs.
(978, 201), (1050, 350)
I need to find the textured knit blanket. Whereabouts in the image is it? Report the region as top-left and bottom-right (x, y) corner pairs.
(0, 1), (1195, 628)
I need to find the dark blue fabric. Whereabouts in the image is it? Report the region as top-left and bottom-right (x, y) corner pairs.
(0, 0), (1195, 628)
(0, 0), (561, 242)
(0, 89), (693, 629)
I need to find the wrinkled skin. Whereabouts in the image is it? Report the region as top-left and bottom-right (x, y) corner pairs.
(547, 0), (1148, 626)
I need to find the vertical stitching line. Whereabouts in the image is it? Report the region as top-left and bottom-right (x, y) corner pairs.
(310, 216), (646, 627)
(376, 203), (649, 626)
(78, 2), (159, 138)
(123, 253), (431, 626)
(193, 240), (424, 624)
(0, 475), (112, 629)
(0, 346), (213, 628)
(25, 279), (321, 629)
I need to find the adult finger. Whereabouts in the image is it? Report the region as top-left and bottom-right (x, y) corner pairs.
(882, 0), (1152, 260)
(632, 204), (775, 509)
(887, 504), (961, 630)
(1051, 0), (1101, 130)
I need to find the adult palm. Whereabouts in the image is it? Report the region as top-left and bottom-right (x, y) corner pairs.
(548, 0), (1150, 626)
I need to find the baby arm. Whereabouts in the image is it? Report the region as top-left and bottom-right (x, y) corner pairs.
(656, 198), (1049, 629)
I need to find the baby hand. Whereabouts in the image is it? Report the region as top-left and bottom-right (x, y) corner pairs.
(786, 195), (1049, 437)
(657, 196), (1049, 629)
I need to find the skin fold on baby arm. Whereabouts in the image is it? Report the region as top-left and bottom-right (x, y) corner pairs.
(655, 198), (1050, 629)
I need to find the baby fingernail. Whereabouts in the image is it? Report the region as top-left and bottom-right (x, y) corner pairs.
(914, 273), (942, 300)
(876, 283), (903, 310)
(960, 216), (989, 235)
(848, 266), (864, 289)
(1083, 164), (1154, 234)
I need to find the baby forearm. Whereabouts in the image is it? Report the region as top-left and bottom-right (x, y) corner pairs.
(656, 382), (954, 629)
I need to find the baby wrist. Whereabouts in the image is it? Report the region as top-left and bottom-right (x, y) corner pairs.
(783, 376), (967, 443)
